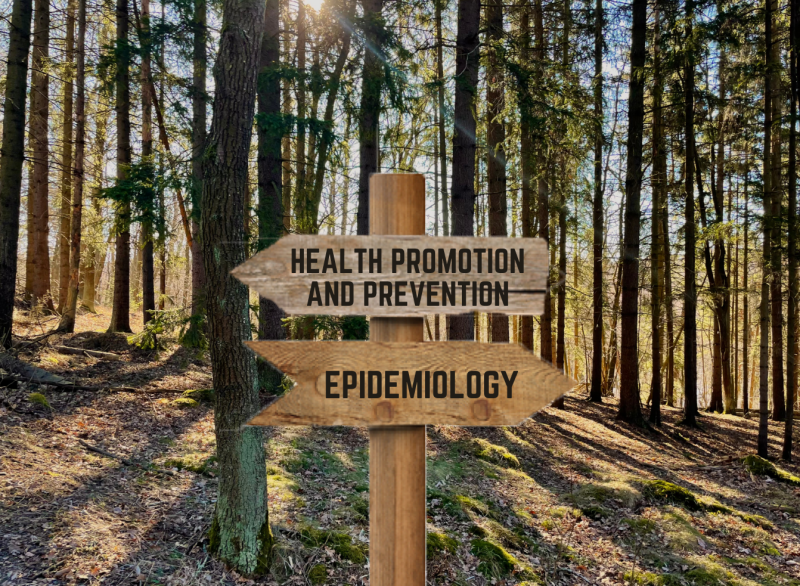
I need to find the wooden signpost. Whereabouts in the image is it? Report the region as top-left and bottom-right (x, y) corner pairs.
(232, 173), (574, 586)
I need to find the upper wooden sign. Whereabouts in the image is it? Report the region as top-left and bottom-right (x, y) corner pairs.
(231, 235), (547, 316)
(247, 340), (574, 427)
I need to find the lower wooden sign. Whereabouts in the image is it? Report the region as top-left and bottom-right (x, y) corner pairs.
(247, 341), (574, 427)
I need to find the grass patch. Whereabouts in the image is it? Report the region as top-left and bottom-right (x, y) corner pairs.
(567, 480), (642, 519)
(470, 438), (521, 469)
(171, 397), (199, 408)
(641, 479), (702, 511)
(27, 392), (52, 410)
(742, 454), (800, 487)
(426, 530), (458, 557)
(308, 563), (327, 584)
(163, 453), (217, 475)
(300, 526), (367, 564)
(470, 539), (518, 578)
(181, 388), (214, 403)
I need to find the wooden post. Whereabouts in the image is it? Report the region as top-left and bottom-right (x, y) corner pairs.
(369, 174), (427, 586)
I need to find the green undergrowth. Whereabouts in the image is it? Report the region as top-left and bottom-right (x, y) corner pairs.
(426, 530), (459, 557)
(567, 480), (642, 519)
(470, 438), (521, 469)
(308, 563), (327, 584)
(743, 454), (800, 487)
(470, 538), (533, 579)
(163, 453), (217, 475)
(299, 526), (367, 564)
(27, 392), (52, 410)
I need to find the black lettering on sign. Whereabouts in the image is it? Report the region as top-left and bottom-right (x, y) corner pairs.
(321, 370), (520, 399)
(326, 371), (339, 398)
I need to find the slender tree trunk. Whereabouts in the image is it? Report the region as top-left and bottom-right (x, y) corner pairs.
(785, 0), (798, 460)
(650, 0), (664, 424)
(191, 0), (207, 317)
(448, 0), (480, 341)
(294, 2), (307, 232)
(436, 0), (448, 236)
(486, 0), (508, 344)
(759, 0), (775, 456)
(519, 0), (533, 352)
(108, 0), (132, 333)
(590, 0), (603, 402)
(141, 0), (156, 324)
(58, 0), (76, 312)
(0, 0), (33, 347)
(58, 0), (85, 333)
(683, 0), (698, 425)
(771, 3), (786, 422)
(28, 0), (52, 310)
(201, 0), (273, 572)
(356, 0), (383, 235)
(556, 189), (567, 383)
(743, 178), (750, 414)
(257, 0), (286, 392)
(618, 0), (646, 425)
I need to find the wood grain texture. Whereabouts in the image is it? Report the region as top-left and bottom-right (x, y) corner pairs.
(231, 234), (547, 316)
(369, 174), (426, 586)
(246, 340), (575, 426)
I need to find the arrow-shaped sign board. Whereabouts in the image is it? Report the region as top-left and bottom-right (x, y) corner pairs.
(247, 341), (574, 426)
(232, 234), (547, 316)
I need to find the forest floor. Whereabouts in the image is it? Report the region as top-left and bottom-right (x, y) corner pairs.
(2, 308), (800, 586)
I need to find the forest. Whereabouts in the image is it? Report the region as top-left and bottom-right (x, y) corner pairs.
(3, 0), (800, 581)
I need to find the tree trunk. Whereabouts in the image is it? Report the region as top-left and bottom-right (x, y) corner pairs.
(448, 0), (480, 341)
(590, 0), (604, 402)
(742, 178), (749, 414)
(58, 0), (76, 313)
(28, 0), (52, 310)
(771, 3), (786, 422)
(190, 0), (207, 317)
(0, 0), (33, 347)
(141, 0), (156, 325)
(257, 0), (286, 392)
(683, 0), (699, 425)
(785, 0), (798, 460)
(618, 0), (646, 425)
(519, 0), (533, 352)
(201, 0), (272, 572)
(556, 187), (567, 403)
(436, 0), (448, 236)
(759, 0), (775, 456)
(486, 0), (508, 344)
(356, 0), (383, 236)
(58, 0), (85, 333)
(108, 0), (132, 333)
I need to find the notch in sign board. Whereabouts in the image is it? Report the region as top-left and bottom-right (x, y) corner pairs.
(245, 341), (575, 427)
(231, 234), (548, 316)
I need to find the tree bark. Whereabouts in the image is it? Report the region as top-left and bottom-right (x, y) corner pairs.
(57, 0), (76, 313)
(58, 0), (85, 333)
(759, 0), (775, 456)
(683, 0), (699, 425)
(201, 0), (272, 573)
(590, 0), (603, 402)
(141, 0), (155, 325)
(108, 0), (132, 333)
(191, 0), (207, 317)
(0, 0), (33, 347)
(356, 0), (383, 236)
(785, 0), (798, 460)
(448, 0), (480, 341)
(486, 0), (508, 344)
(436, 0), (448, 236)
(519, 0), (533, 352)
(618, 0), (646, 425)
(257, 0), (285, 392)
(28, 0), (52, 310)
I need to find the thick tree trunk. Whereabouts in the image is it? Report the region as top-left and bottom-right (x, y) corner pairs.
(618, 0), (646, 425)
(590, 0), (603, 402)
(58, 0), (85, 333)
(759, 0), (775, 456)
(28, 0), (52, 310)
(108, 0), (132, 333)
(356, 0), (383, 236)
(58, 0), (76, 313)
(141, 0), (156, 324)
(191, 0), (207, 317)
(683, 0), (699, 425)
(257, 0), (285, 392)
(201, 0), (272, 573)
(448, 0), (480, 341)
(486, 0), (508, 344)
(0, 0), (33, 347)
